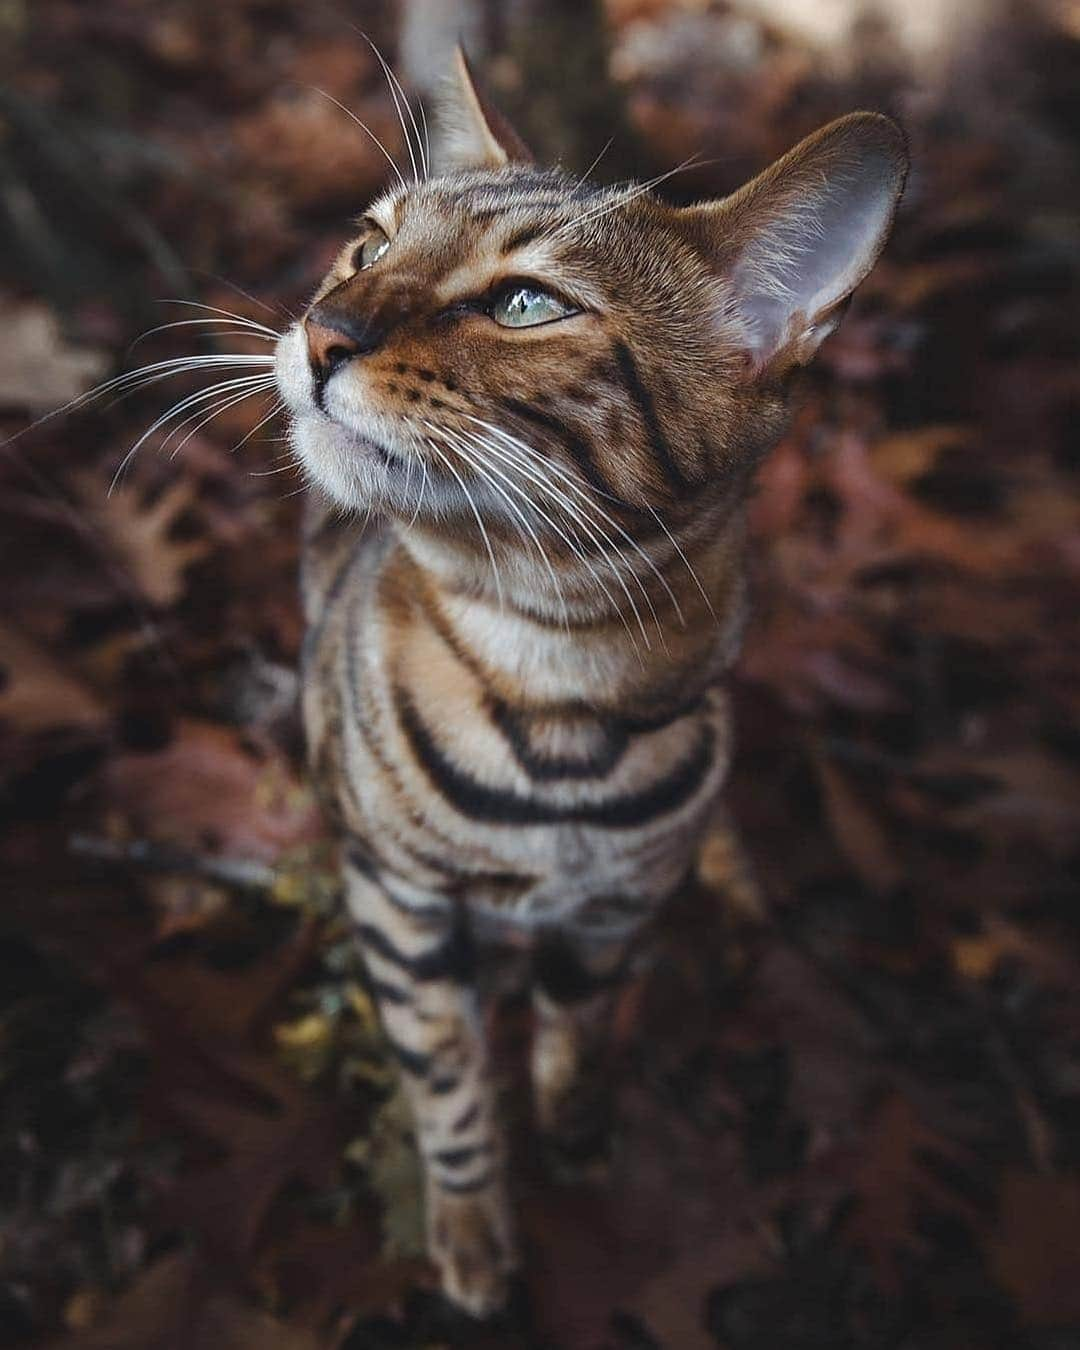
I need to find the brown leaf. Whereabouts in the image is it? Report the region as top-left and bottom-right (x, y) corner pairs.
(827, 433), (1035, 579)
(844, 1093), (979, 1292)
(0, 302), (108, 414)
(915, 748), (1080, 856)
(951, 917), (1080, 988)
(0, 620), (106, 733)
(698, 807), (767, 919)
(50, 1251), (325, 1350)
(985, 1172), (1080, 1325)
(750, 435), (811, 536)
(869, 425), (973, 487)
(103, 718), (322, 862)
(110, 943), (350, 1269)
(73, 474), (211, 609)
(231, 91), (397, 210)
(114, 914), (323, 1043)
(627, 1233), (773, 1350)
(814, 752), (903, 892)
(161, 1053), (347, 1268)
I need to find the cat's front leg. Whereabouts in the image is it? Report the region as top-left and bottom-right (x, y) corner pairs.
(344, 851), (516, 1317)
(530, 927), (636, 1175)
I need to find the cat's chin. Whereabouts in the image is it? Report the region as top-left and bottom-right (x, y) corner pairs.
(288, 414), (401, 512)
(275, 325), (418, 515)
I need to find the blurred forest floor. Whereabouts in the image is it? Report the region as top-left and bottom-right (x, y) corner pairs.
(2, 2), (1080, 1347)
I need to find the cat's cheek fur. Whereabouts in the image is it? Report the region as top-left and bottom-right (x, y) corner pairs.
(276, 326), (397, 511)
(290, 416), (372, 509)
(273, 323), (314, 417)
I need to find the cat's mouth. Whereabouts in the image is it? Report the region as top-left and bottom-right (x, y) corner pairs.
(274, 324), (470, 518)
(319, 416), (395, 463)
(276, 325), (406, 478)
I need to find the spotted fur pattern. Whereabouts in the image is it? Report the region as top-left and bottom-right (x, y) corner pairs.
(275, 49), (907, 1316)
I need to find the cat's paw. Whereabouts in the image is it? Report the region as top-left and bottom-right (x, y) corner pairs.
(534, 1068), (613, 1185)
(427, 1184), (518, 1319)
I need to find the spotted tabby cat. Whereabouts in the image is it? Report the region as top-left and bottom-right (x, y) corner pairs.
(273, 50), (907, 1316)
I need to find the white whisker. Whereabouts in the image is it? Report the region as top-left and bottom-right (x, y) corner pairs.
(581, 135), (615, 183)
(166, 383), (278, 462)
(3, 353), (275, 447)
(225, 395), (283, 455)
(128, 317), (278, 355)
(108, 373), (276, 493)
(303, 84), (409, 193)
(155, 299), (282, 339)
(450, 425), (650, 650)
(156, 376), (277, 459)
(417, 96), (431, 182)
(403, 431), (415, 501)
(464, 414), (684, 631)
(406, 453), (430, 528)
(646, 502), (716, 622)
(352, 27), (429, 181)
(248, 458), (301, 477)
(365, 36), (422, 184)
(426, 423), (571, 633)
(424, 438), (505, 614)
(95, 356), (275, 418)
(182, 272), (295, 322)
(553, 155), (704, 240)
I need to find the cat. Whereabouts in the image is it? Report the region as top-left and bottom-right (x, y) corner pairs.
(272, 48), (907, 1317)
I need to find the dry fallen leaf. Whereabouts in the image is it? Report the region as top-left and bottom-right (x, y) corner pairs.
(844, 1093), (979, 1292)
(0, 301), (108, 414)
(813, 751), (904, 892)
(231, 90), (396, 210)
(103, 718), (322, 862)
(50, 1251), (325, 1350)
(951, 917), (1080, 988)
(73, 473), (212, 609)
(0, 620), (106, 734)
(985, 1172), (1080, 1325)
(7, 3), (1080, 1345)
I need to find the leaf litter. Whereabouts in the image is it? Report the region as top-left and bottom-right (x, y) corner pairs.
(1, 1), (1079, 1347)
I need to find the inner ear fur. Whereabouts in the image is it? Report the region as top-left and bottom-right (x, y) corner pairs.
(435, 45), (534, 172)
(678, 112), (909, 371)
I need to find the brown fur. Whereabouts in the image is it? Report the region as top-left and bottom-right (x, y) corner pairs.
(274, 49), (908, 1316)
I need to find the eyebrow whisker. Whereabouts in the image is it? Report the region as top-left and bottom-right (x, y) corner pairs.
(552, 154), (706, 241)
(301, 84), (409, 194)
(361, 32), (429, 182)
(580, 135), (615, 183)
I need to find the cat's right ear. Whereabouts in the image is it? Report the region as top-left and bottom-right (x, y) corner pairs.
(435, 46), (534, 172)
(677, 113), (908, 373)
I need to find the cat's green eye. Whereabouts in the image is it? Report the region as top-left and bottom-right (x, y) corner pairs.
(354, 227), (390, 271)
(491, 284), (576, 329)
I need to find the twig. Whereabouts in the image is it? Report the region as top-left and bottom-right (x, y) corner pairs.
(69, 832), (277, 892)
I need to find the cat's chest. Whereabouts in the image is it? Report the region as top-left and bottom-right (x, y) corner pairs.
(303, 527), (731, 914)
(334, 623), (728, 920)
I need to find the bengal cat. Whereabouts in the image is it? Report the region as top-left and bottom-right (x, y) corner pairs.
(273, 50), (908, 1317)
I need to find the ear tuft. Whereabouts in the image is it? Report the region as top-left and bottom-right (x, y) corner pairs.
(679, 112), (908, 369)
(435, 45), (534, 173)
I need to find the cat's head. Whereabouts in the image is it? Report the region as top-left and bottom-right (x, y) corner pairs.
(275, 49), (907, 529)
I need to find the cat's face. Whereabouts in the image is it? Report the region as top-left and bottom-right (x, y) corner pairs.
(274, 51), (906, 535)
(275, 165), (748, 523)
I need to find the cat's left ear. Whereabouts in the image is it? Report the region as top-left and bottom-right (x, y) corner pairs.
(435, 45), (534, 172)
(678, 112), (908, 372)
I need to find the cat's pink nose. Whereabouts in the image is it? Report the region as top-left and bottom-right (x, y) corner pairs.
(305, 315), (364, 379)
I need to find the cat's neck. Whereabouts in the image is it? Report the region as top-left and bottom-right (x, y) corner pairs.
(390, 505), (748, 700)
